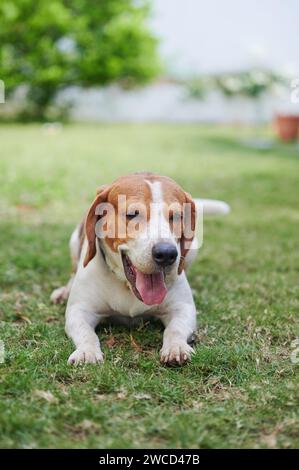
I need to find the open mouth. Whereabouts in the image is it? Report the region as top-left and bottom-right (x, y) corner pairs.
(121, 253), (167, 305)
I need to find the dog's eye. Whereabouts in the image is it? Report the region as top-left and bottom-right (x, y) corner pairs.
(126, 210), (139, 220)
(169, 212), (182, 223)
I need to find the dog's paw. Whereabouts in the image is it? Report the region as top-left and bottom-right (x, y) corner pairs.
(160, 340), (194, 366)
(50, 286), (69, 304)
(67, 347), (104, 365)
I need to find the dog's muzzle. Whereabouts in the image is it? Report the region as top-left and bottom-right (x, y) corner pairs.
(152, 242), (178, 268)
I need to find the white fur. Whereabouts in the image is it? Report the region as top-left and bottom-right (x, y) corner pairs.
(64, 239), (196, 365)
(198, 198), (230, 216)
(146, 180), (176, 242)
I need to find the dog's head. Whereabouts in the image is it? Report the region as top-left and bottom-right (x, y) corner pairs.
(83, 172), (196, 305)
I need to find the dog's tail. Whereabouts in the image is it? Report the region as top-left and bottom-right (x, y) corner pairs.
(194, 198), (230, 216)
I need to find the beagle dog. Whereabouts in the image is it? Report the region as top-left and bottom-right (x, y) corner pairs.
(51, 172), (229, 365)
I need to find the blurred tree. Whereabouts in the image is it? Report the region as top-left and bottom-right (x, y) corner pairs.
(0, 0), (161, 120)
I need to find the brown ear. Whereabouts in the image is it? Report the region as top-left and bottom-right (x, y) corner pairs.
(83, 186), (111, 267)
(178, 192), (196, 274)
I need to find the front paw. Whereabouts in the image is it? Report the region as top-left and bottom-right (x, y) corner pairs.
(68, 347), (104, 365)
(160, 340), (194, 365)
(50, 286), (69, 304)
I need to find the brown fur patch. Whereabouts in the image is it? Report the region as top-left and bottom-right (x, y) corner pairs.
(83, 172), (196, 271)
(103, 174), (153, 252)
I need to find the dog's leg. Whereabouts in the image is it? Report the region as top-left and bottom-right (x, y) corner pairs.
(160, 303), (196, 365)
(50, 275), (74, 304)
(160, 294), (197, 366)
(65, 307), (103, 365)
(50, 224), (83, 304)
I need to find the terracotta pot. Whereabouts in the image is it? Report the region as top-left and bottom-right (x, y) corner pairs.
(275, 114), (299, 142)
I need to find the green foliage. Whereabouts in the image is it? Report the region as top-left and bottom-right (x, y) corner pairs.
(0, 0), (160, 120)
(0, 124), (298, 448)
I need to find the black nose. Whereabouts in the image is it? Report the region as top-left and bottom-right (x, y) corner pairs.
(152, 242), (178, 267)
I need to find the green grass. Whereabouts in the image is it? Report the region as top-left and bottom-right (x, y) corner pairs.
(0, 123), (298, 449)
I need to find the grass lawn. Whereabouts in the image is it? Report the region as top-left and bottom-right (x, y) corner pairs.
(0, 123), (298, 449)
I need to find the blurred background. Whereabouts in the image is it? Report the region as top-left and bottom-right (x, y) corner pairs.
(1, 0), (299, 134)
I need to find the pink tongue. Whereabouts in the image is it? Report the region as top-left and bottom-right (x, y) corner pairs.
(135, 270), (167, 305)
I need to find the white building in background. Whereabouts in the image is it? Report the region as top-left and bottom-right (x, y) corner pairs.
(61, 80), (298, 124)
(63, 0), (299, 123)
